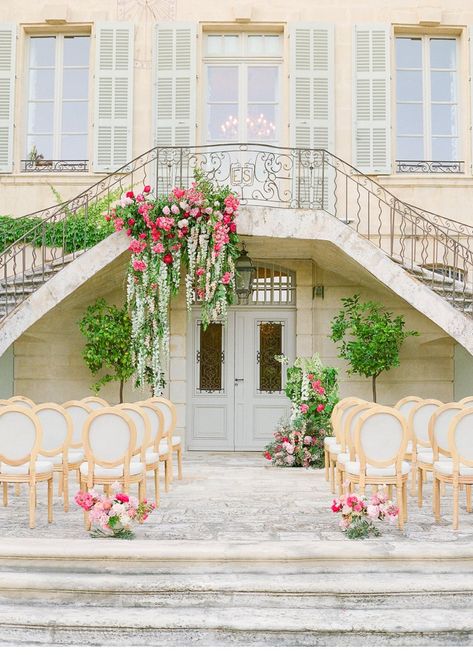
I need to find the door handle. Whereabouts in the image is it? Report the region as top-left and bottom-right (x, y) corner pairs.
(234, 378), (244, 382)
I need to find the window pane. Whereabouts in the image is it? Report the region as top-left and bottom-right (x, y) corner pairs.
(207, 104), (239, 140)
(396, 37), (422, 68)
(431, 71), (456, 102)
(397, 104), (423, 135)
(397, 136), (424, 160)
(430, 39), (456, 69)
(248, 66), (278, 102)
(206, 35), (222, 55)
(28, 69), (55, 100)
(62, 101), (88, 132)
(198, 323), (223, 392)
(27, 102), (54, 132)
(207, 66), (238, 102)
(247, 105), (277, 141)
(26, 135), (53, 160)
(431, 104), (457, 135)
(61, 134), (88, 160)
(258, 322), (283, 393)
(248, 35), (281, 56)
(263, 35), (281, 56)
(29, 37), (56, 67)
(397, 70), (423, 101)
(432, 137), (458, 160)
(63, 36), (90, 67)
(63, 69), (89, 99)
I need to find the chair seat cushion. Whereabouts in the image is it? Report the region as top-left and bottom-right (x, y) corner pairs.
(1, 461), (53, 475)
(345, 461), (411, 477)
(324, 437), (337, 447)
(337, 453), (358, 464)
(417, 452), (450, 465)
(328, 442), (342, 454)
(172, 435), (181, 446)
(79, 462), (144, 478)
(434, 461), (473, 476)
(38, 451), (84, 466)
(159, 442), (169, 455)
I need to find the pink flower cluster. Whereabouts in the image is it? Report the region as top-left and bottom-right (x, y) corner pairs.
(331, 490), (399, 531)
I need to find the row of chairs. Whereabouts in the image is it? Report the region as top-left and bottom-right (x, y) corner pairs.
(325, 395), (473, 530)
(0, 395), (183, 528)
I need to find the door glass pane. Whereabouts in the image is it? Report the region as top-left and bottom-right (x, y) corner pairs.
(258, 322), (283, 393)
(62, 101), (88, 132)
(247, 105), (277, 141)
(198, 323), (223, 392)
(396, 104), (423, 135)
(26, 135), (53, 160)
(61, 134), (88, 160)
(430, 39), (456, 69)
(432, 137), (458, 160)
(431, 71), (456, 102)
(248, 66), (278, 102)
(396, 70), (423, 101)
(29, 37), (56, 67)
(63, 69), (89, 99)
(396, 37), (422, 68)
(28, 70), (55, 100)
(207, 66), (238, 101)
(207, 104), (238, 140)
(397, 136), (424, 160)
(63, 35), (90, 66)
(27, 102), (54, 133)
(431, 104), (457, 136)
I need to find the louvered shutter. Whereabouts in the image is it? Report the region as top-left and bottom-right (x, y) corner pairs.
(289, 23), (334, 209)
(0, 25), (16, 173)
(153, 23), (196, 147)
(470, 26), (473, 174)
(93, 23), (134, 172)
(353, 25), (391, 174)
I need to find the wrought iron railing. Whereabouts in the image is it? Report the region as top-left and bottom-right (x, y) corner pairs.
(21, 160), (89, 173)
(396, 160), (464, 174)
(1, 143), (473, 320)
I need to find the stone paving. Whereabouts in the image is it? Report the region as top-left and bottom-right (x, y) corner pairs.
(0, 452), (472, 542)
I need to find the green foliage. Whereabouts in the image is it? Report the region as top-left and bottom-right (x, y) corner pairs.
(330, 294), (419, 401)
(0, 189), (117, 254)
(78, 299), (134, 403)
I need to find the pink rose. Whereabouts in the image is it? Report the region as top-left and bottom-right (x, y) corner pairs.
(132, 259), (147, 272)
(300, 404), (309, 414)
(162, 206), (171, 215)
(316, 404), (325, 413)
(221, 271), (232, 285)
(196, 268), (205, 276)
(152, 243), (165, 254)
(303, 435), (312, 445)
(367, 505), (380, 519)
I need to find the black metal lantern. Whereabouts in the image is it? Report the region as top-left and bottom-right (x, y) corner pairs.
(235, 243), (256, 304)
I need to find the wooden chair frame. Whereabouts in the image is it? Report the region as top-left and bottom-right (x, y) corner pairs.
(138, 401), (171, 492)
(34, 403), (76, 512)
(324, 397), (361, 480)
(0, 406), (53, 528)
(335, 401), (373, 496)
(62, 400), (93, 449)
(407, 398), (443, 495)
(8, 395), (35, 408)
(328, 398), (364, 493)
(80, 396), (110, 409)
(146, 397), (182, 481)
(458, 396), (473, 407)
(433, 408), (473, 530)
(345, 406), (409, 529)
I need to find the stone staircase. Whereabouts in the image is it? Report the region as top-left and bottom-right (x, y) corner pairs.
(0, 540), (472, 646)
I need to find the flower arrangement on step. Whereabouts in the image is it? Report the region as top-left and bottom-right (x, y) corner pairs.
(104, 171), (240, 394)
(75, 484), (156, 539)
(331, 490), (399, 539)
(263, 354), (339, 468)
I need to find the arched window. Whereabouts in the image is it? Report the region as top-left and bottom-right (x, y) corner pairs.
(250, 262), (296, 305)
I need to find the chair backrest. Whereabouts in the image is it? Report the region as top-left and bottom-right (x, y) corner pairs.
(82, 408), (136, 468)
(354, 406), (407, 473)
(344, 401), (373, 458)
(459, 396), (473, 408)
(116, 403), (151, 455)
(136, 402), (165, 450)
(80, 396), (110, 410)
(8, 395), (35, 408)
(146, 397), (176, 436)
(62, 401), (92, 448)
(408, 399), (443, 450)
(0, 406), (42, 468)
(394, 396), (423, 419)
(448, 408), (473, 472)
(334, 398), (364, 448)
(428, 403), (464, 458)
(34, 403), (73, 458)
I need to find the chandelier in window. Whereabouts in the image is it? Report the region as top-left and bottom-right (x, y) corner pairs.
(220, 113), (276, 139)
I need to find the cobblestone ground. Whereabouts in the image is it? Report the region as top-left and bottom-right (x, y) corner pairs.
(0, 452), (472, 542)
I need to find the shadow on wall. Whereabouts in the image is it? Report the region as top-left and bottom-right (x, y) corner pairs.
(0, 346), (13, 398)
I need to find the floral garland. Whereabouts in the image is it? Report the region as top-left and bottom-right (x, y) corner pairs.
(105, 172), (240, 394)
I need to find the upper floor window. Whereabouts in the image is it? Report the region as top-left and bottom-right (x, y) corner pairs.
(204, 33), (282, 144)
(24, 35), (90, 172)
(395, 36), (460, 173)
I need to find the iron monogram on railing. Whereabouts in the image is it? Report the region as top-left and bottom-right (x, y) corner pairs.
(1, 143), (473, 322)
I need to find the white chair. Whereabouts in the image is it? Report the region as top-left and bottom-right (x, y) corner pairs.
(62, 401), (92, 457)
(415, 403), (463, 508)
(407, 399), (443, 494)
(79, 408), (146, 528)
(394, 396), (422, 461)
(80, 397), (110, 410)
(335, 401), (373, 496)
(34, 402), (79, 512)
(434, 408), (473, 529)
(459, 396), (473, 408)
(327, 397), (364, 493)
(117, 403), (161, 506)
(0, 406), (53, 528)
(8, 395), (35, 408)
(345, 406), (410, 529)
(146, 397), (182, 481)
(137, 401), (171, 492)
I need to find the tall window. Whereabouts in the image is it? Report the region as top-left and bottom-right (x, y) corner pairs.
(395, 36), (459, 172)
(204, 33), (282, 144)
(25, 35), (90, 170)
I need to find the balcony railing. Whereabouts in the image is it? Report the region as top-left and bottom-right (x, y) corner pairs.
(21, 160), (89, 173)
(396, 160), (464, 174)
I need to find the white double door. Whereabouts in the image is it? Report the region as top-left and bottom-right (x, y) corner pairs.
(187, 308), (296, 451)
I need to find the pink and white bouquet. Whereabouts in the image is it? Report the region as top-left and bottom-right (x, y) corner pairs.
(331, 490), (399, 539)
(75, 483), (156, 539)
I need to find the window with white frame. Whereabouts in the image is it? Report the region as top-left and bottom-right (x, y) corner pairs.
(395, 36), (460, 172)
(204, 33), (282, 143)
(25, 35), (90, 170)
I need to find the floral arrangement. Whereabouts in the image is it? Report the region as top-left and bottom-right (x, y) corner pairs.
(331, 490), (399, 539)
(75, 484), (156, 539)
(104, 171), (240, 394)
(263, 354), (339, 468)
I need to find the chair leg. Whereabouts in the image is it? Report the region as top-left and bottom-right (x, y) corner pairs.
(47, 477), (53, 524)
(453, 482), (459, 530)
(164, 459), (170, 493)
(441, 481), (446, 497)
(410, 461), (417, 496)
(337, 468), (344, 497)
(29, 484), (36, 529)
(58, 472), (63, 497)
(324, 447), (329, 481)
(434, 477), (441, 523)
(63, 471), (69, 512)
(387, 485), (392, 500)
(154, 468), (160, 507)
(397, 484), (404, 530)
(15, 483), (20, 497)
(329, 458), (335, 494)
(177, 446), (183, 480)
(417, 467), (423, 508)
(467, 485), (472, 513)
(2, 482), (7, 507)
(403, 482), (408, 522)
